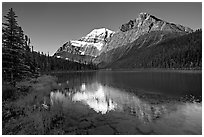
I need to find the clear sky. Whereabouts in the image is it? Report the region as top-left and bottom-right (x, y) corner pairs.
(2, 2), (202, 55)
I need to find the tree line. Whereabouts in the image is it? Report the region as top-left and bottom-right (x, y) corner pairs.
(2, 8), (97, 85)
(148, 29), (202, 69)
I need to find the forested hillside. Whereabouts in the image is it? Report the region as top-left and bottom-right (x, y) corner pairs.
(104, 29), (202, 69)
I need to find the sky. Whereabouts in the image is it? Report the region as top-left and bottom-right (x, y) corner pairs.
(2, 2), (202, 55)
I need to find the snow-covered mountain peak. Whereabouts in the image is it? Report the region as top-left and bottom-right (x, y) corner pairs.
(138, 12), (149, 16)
(89, 28), (114, 34)
(83, 28), (115, 40)
(55, 28), (115, 58)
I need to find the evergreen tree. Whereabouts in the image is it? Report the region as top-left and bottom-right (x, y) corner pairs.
(2, 8), (30, 84)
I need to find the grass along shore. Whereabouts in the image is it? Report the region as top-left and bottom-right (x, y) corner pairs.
(2, 75), (67, 134)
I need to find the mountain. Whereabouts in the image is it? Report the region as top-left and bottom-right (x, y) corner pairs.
(94, 31), (184, 66)
(54, 28), (115, 63)
(98, 12), (192, 54)
(54, 12), (198, 69)
(93, 12), (193, 66)
(99, 30), (202, 69)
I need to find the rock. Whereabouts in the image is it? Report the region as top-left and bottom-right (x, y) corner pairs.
(78, 121), (91, 129)
(112, 120), (139, 134)
(88, 125), (115, 135)
(66, 131), (77, 135)
(137, 124), (152, 134)
(76, 129), (88, 135)
(103, 12), (193, 54)
(64, 126), (77, 132)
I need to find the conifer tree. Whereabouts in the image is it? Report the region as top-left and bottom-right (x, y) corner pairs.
(2, 8), (30, 84)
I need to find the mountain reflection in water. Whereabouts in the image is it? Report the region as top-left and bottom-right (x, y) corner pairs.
(72, 83), (116, 114)
(49, 71), (201, 134)
(50, 82), (171, 123)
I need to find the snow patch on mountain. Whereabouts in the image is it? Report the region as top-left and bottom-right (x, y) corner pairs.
(55, 28), (115, 58)
(70, 40), (104, 51)
(85, 28), (115, 40)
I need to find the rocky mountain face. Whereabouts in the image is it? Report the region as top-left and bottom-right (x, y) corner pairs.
(54, 12), (193, 67)
(94, 31), (183, 66)
(93, 12), (193, 66)
(99, 12), (192, 54)
(102, 30), (202, 69)
(54, 28), (115, 63)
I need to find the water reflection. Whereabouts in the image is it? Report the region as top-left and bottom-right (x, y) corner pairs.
(152, 102), (202, 134)
(50, 82), (173, 123)
(49, 71), (202, 134)
(72, 83), (116, 114)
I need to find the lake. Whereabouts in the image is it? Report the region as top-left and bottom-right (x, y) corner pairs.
(50, 70), (202, 135)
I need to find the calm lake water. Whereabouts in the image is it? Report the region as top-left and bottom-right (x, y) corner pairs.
(50, 71), (202, 135)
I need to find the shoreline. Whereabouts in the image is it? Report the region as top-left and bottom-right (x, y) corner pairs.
(99, 68), (202, 73)
(2, 75), (61, 134)
(43, 68), (202, 74)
